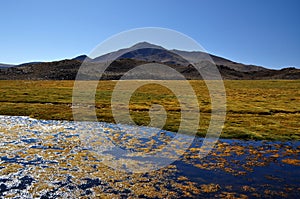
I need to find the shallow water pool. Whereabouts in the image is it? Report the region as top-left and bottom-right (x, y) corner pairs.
(0, 115), (299, 198)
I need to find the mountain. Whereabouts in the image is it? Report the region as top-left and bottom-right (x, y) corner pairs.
(171, 50), (266, 72)
(93, 42), (266, 73)
(0, 63), (15, 69)
(18, 61), (43, 67)
(93, 42), (163, 63)
(72, 55), (92, 62)
(0, 42), (299, 80)
(0, 59), (81, 80)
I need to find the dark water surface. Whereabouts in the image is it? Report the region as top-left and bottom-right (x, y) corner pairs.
(0, 116), (299, 198)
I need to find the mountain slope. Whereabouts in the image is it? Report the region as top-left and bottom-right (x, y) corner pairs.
(1, 57), (299, 80)
(0, 63), (15, 69)
(93, 42), (267, 73)
(0, 42), (299, 80)
(92, 42), (164, 63)
(171, 49), (266, 72)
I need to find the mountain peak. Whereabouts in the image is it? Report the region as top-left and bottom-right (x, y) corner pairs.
(72, 55), (92, 62)
(130, 42), (164, 50)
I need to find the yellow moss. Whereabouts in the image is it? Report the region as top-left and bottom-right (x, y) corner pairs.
(0, 163), (23, 175)
(200, 183), (221, 193)
(177, 176), (189, 181)
(281, 158), (300, 166)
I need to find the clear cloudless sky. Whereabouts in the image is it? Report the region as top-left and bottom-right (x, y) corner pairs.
(0, 0), (299, 69)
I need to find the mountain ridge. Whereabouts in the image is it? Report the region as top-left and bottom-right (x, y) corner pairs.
(0, 42), (299, 80)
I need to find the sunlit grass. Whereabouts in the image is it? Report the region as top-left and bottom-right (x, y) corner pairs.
(0, 80), (299, 140)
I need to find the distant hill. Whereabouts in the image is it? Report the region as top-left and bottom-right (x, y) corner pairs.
(171, 49), (266, 72)
(72, 55), (92, 62)
(0, 42), (299, 80)
(93, 42), (267, 73)
(0, 63), (15, 69)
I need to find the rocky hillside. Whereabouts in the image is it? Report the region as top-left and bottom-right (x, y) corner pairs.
(0, 42), (299, 80)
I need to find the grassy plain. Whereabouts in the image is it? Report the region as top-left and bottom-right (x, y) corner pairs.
(0, 80), (299, 140)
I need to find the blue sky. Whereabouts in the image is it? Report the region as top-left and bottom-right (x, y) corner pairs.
(0, 0), (299, 69)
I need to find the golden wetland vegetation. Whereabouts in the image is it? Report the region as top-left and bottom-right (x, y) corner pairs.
(0, 80), (299, 140)
(0, 80), (299, 198)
